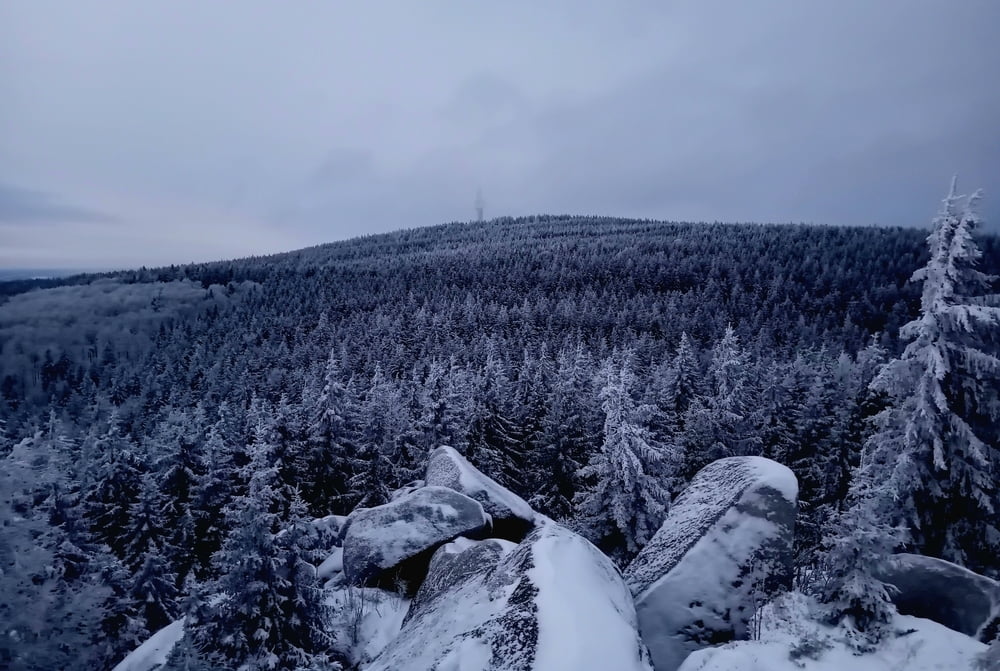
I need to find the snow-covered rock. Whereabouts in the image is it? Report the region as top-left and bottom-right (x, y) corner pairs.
(390, 479), (426, 501)
(425, 445), (537, 540)
(677, 591), (985, 671)
(365, 521), (653, 671)
(624, 456), (798, 671)
(326, 586), (411, 667)
(876, 552), (1000, 641)
(111, 618), (185, 671)
(404, 537), (517, 625)
(342, 485), (489, 590)
(318, 546), (345, 582)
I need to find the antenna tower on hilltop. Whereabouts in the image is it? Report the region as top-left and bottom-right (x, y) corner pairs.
(475, 188), (485, 223)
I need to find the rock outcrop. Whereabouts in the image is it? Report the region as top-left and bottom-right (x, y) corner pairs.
(624, 456), (798, 671)
(876, 552), (1000, 642)
(425, 445), (537, 541)
(342, 485), (489, 591)
(365, 521), (653, 671)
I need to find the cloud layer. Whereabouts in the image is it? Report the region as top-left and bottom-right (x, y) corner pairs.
(2, 1), (998, 267)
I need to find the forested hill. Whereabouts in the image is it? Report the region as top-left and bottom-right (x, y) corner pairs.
(3, 214), (1000, 668)
(2, 217), (963, 426)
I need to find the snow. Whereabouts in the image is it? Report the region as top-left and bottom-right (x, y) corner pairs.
(318, 546), (344, 580)
(425, 445), (536, 525)
(366, 521), (652, 671)
(325, 587), (411, 667)
(342, 485), (488, 585)
(530, 525), (653, 671)
(111, 618), (185, 671)
(677, 592), (986, 671)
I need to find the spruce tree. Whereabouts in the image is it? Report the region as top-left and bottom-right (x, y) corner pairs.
(197, 438), (331, 670)
(869, 180), (999, 571)
(574, 357), (674, 562)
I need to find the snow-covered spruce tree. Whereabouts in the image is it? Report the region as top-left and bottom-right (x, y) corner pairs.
(528, 345), (597, 520)
(681, 325), (758, 477)
(196, 438), (331, 670)
(817, 447), (905, 653)
(466, 348), (524, 489)
(300, 353), (358, 514)
(574, 356), (674, 563)
(870, 180), (999, 571)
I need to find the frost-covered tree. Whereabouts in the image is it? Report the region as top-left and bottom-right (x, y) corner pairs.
(466, 348), (523, 489)
(197, 439), (330, 670)
(300, 353), (358, 514)
(682, 325), (758, 476)
(817, 447), (905, 653)
(130, 550), (179, 635)
(574, 357), (674, 561)
(529, 345), (597, 519)
(869, 180), (1000, 571)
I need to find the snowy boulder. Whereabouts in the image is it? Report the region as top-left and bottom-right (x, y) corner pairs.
(342, 485), (489, 591)
(624, 456), (798, 671)
(365, 521), (654, 671)
(875, 552), (1000, 641)
(425, 445), (536, 541)
(404, 537), (517, 625)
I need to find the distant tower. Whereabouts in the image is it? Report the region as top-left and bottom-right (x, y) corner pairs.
(475, 188), (485, 223)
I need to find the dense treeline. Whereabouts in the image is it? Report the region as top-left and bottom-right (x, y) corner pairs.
(1, 215), (998, 669)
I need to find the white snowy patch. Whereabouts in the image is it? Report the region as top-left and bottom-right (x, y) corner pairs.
(678, 592), (986, 671)
(325, 587), (411, 667)
(111, 618), (185, 671)
(530, 526), (653, 671)
(318, 546), (344, 580)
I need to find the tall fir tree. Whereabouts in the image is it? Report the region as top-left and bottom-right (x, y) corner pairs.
(574, 357), (674, 563)
(868, 180), (1000, 572)
(197, 438), (331, 670)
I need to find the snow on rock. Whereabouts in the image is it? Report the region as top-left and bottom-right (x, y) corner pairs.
(624, 456), (798, 671)
(425, 445), (536, 541)
(111, 618), (185, 671)
(325, 587), (411, 667)
(342, 485), (489, 591)
(390, 479), (426, 501)
(318, 546), (345, 581)
(677, 591), (986, 671)
(365, 521), (653, 671)
(875, 552), (1000, 641)
(404, 537), (517, 625)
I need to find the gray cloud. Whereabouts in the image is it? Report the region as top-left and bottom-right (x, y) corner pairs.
(2, 0), (998, 267)
(0, 183), (117, 225)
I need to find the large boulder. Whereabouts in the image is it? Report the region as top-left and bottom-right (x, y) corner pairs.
(365, 521), (654, 671)
(342, 485), (489, 591)
(425, 445), (537, 541)
(624, 456), (798, 671)
(404, 537), (517, 625)
(876, 552), (1000, 641)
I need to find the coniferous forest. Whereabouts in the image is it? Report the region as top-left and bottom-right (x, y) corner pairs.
(2, 196), (999, 669)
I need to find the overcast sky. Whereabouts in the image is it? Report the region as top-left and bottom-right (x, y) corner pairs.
(2, 1), (998, 269)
